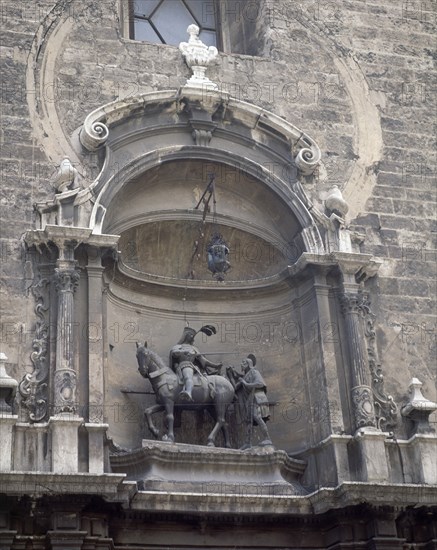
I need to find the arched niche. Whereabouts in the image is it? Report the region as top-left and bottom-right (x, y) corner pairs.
(61, 88), (351, 455)
(100, 156), (315, 452)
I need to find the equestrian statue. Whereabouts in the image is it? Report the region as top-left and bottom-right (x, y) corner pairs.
(136, 326), (235, 447)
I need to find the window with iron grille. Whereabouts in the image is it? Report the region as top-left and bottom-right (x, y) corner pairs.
(129, 0), (220, 48)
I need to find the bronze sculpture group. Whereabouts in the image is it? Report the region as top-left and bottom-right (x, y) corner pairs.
(136, 325), (272, 449)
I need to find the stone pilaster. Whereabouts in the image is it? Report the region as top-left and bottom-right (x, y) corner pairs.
(340, 292), (377, 430)
(49, 414), (83, 473)
(0, 415), (18, 471)
(86, 247), (105, 420)
(85, 423), (109, 474)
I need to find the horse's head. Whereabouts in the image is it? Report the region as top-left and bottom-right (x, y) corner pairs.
(136, 341), (150, 378)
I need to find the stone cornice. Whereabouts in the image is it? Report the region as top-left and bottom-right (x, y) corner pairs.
(1, 473), (435, 517)
(78, 87), (321, 177)
(288, 252), (382, 282)
(24, 225), (120, 250)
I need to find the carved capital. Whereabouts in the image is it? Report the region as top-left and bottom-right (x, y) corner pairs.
(351, 385), (376, 429)
(340, 292), (361, 315)
(55, 268), (80, 293)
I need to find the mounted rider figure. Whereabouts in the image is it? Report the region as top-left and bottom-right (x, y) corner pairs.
(169, 326), (222, 402)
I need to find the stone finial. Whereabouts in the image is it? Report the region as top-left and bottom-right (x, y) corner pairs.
(53, 157), (78, 194)
(325, 185), (349, 218)
(0, 353), (18, 414)
(179, 25), (218, 88)
(401, 377), (437, 435)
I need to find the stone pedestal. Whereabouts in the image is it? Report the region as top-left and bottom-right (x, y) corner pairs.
(110, 441), (307, 495)
(0, 353), (17, 415)
(301, 434), (352, 489)
(409, 434), (437, 484)
(355, 428), (389, 482)
(0, 415), (18, 471)
(47, 531), (87, 550)
(85, 423), (108, 474)
(0, 530), (17, 549)
(49, 414), (83, 473)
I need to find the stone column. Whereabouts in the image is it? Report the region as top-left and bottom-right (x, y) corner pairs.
(340, 292), (376, 430)
(54, 247), (80, 414)
(340, 285), (389, 482)
(50, 241), (83, 474)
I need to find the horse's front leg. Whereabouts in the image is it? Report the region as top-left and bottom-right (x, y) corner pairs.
(161, 399), (175, 443)
(144, 404), (164, 439)
(207, 403), (227, 447)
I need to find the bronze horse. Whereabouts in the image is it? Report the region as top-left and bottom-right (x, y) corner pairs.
(136, 343), (235, 447)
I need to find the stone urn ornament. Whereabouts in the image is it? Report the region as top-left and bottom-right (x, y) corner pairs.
(0, 353), (18, 413)
(179, 24), (218, 88)
(324, 185), (349, 218)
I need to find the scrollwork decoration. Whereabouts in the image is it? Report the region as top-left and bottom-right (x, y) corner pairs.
(18, 277), (50, 422)
(359, 296), (398, 430)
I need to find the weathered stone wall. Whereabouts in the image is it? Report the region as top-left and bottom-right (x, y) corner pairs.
(1, 0), (435, 437)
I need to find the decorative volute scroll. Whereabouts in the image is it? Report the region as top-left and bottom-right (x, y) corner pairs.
(179, 24), (219, 88)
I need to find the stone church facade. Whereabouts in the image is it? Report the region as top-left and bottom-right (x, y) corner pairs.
(0, 0), (436, 548)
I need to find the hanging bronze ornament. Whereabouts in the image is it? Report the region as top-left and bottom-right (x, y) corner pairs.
(207, 233), (230, 282)
(194, 174), (231, 282)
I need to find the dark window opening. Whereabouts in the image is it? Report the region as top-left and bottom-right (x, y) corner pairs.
(129, 0), (221, 49)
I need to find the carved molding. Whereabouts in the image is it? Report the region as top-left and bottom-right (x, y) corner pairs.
(54, 368), (77, 413)
(18, 277), (50, 422)
(78, 89), (321, 176)
(351, 385), (376, 428)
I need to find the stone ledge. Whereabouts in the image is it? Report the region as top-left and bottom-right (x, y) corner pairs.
(0, 472), (127, 501)
(129, 481), (437, 516)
